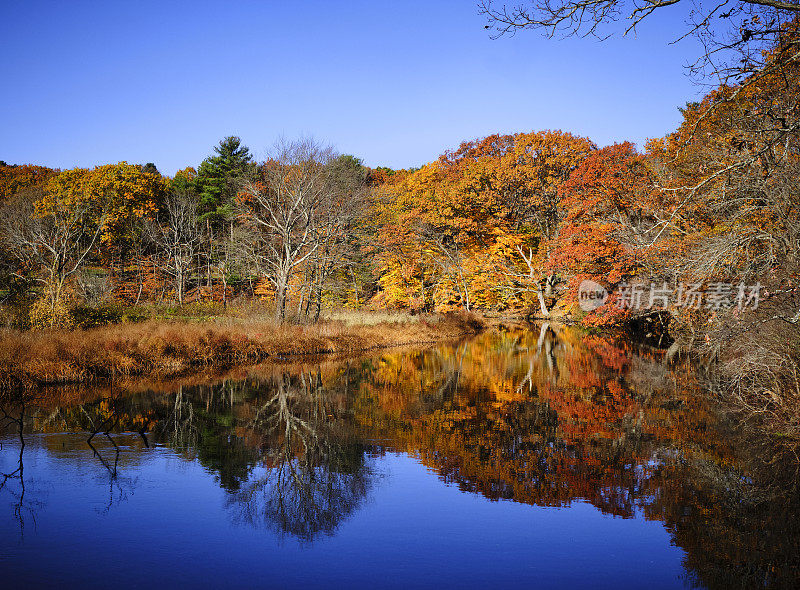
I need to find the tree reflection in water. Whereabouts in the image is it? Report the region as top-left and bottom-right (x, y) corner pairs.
(0, 392), (35, 535)
(1, 390), (143, 531)
(225, 371), (376, 542)
(2, 326), (800, 586)
(349, 326), (800, 588)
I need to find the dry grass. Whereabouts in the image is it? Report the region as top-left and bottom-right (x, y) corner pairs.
(320, 309), (427, 326)
(0, 311), (483, 388)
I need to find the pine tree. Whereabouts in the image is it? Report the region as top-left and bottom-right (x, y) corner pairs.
(195, 136), (254, 226)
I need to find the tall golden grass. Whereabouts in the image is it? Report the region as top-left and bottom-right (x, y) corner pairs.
(0, 311), (483, 388)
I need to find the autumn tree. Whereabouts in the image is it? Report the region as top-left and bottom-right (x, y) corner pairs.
(644, 50), (800, 286)
(481, 6), (800, 244)
(375, 131), (595, 313)
(37, 163), (168, 264)
(0, 163), (57, 202)
(171, 166), (197, 192)
(0, 163), (58, 304)
(550, 142), (657, 323)
(0, 184), (105, 326)
(145, 188), (203, 305)
(0, 163), (168, 323)
(238, 139), (337, 322)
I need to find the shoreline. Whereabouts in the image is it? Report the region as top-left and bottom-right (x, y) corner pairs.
(0, 311), (484, 389)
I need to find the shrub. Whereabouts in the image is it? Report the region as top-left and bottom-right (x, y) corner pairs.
(70, 304), (124, 328)
(0, 303), (31, 329)
(121, 307), (149, 323)
(29, 297), (74, 330)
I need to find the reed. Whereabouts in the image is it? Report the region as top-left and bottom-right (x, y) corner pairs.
(0, 311), (483, 388)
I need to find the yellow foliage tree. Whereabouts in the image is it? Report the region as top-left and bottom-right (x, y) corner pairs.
(374, 131), (595, 312)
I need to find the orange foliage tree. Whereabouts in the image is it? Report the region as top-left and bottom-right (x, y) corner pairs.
(0, 163), (57, 202)
(374, 131), (595, 312)
(551, 143), (657, 324)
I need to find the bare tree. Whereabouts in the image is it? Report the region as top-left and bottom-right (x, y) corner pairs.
(480, 1), (800, 147)
(0, 187), (104, 321)
(480, 0), (799, 55)
(145, 189), (203, 305)
(238, 139), (337, 323)
(301, 155), (370, 322)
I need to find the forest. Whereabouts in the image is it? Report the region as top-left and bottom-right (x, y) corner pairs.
(1, 10), (799, 448)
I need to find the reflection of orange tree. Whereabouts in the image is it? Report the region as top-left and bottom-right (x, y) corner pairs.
(353, 327), (731, 518)
(9, 329), (799, 585)
(30, 393), (158, 437)
(636, 456), (800, 589)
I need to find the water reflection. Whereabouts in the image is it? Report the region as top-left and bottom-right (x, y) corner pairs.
(2, 326), (799, 588)
(0, 397), (31, 534)
(225, 371), (376, 541)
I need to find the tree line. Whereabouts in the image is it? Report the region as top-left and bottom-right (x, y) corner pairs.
(0, 137), (375, 326)
(1, 15), (798, 338)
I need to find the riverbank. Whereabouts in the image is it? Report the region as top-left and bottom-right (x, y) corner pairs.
(0, 311), (484, 388)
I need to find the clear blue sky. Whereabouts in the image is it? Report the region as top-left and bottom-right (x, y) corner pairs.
(0, 0), (705, 175)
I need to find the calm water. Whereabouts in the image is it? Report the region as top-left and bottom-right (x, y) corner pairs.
(1, 326), (799, 589)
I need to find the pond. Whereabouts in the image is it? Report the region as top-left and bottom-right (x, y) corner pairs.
(1, 325), (799, 589)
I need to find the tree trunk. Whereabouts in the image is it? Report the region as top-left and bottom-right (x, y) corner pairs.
(206, 220), (212, 289)
(297, 284), (306, 321)
(313, 284), (322, 323)
(544, 273), (555, 296)
(51, 277), (64, 327)
(176, 266), (184, 306)
(537, 288), (550, 318)
(222, 268), (227, 309)
(303, 280), (313, 320)
(350, 269), (360, 309)
(274, 272), (289, 323)
(135, 255), (144, 305)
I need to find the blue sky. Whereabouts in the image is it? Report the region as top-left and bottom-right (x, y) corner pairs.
(0, 0), (706, 175)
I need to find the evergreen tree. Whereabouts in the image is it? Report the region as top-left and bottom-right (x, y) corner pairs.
(195, 136), (254, 226)
(141, 162), (160, 176)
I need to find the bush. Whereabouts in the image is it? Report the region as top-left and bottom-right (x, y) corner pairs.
(30, 297), (74, 330)
(121, 307), (149, 324)
(0, 303), (31, 329)
(70, 304), (124, 328)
